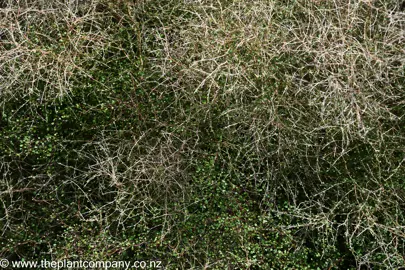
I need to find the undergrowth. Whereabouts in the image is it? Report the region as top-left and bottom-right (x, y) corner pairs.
(1, 0), (405, 269)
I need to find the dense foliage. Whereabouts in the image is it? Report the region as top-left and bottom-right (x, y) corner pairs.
(1, 0), (405, 269)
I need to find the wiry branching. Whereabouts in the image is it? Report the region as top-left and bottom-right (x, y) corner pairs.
(1, 0), (405, 267)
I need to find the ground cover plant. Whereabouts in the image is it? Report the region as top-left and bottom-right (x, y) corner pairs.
(1, 0), (405, 269)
